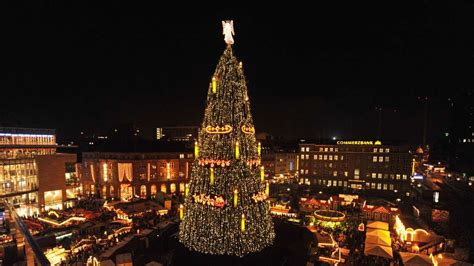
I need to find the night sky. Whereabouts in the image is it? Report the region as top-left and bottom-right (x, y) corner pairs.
(1, 2), (472, 144)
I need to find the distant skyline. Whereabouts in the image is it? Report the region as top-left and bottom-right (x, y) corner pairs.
(0, 3), (471, 144)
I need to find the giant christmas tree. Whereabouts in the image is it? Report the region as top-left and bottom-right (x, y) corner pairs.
(179, 21), (275, 257)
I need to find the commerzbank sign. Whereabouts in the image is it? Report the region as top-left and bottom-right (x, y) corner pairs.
(336, 140), (382, 145)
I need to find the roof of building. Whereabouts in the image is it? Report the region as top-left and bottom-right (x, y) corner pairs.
(0, 127), (55, 135)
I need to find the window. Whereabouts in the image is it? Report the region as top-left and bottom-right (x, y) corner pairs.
(179, 154), (185, 159)
(383, 184), (388, 190)
(344, 171), (348, 177)
(340, 156), (344, 160)
(305, 154), (309, 159)
(305, 147), (309, 152)
(333, 171), (337, 177)
(328, 180), (332, 186)
(305, 169), (309, 174)
(329, 155), (333, 160)
(373, 156), (378, 162)
(324, 155), (327, 160)
(385, 156), (389, 162)
(338, 181), (342, 186)
(402, 174), (407, 180)
(335, 148), (338, 152)
(319, 155), (323, 160)
(390, 174), (394, 179)
(378, 173), (382, 179)
(319, 147), (323, 152)
(379, 148), (384, 153)
(334, 155), (338, 160)
(377, 183), (382, 190)
(324, 147), (328, 152)
(314, 155), (317, 160)
(373, 148), (378, 153)
(300, 169), (304, 174)
(301, 147), (305, 152)
(371, 183), (376, 189)
(396, 174), (401, 180)
(372, 173), (376, 178)
(384, 174), (388, 179)
(389, 184), (394, 190)
(301, 154), (304, 159)
(170, 183), (176, 193)
(329, 148), (333, 152)
(343, 181), (347, 187)
(385, 148), (390, 153)
(354, 169), (360, 179)
(378, 156), (383, 162)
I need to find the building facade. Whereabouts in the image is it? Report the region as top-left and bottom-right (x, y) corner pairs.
(298, 141), (413, 193)
(0, 127), (77, 216)
(79, 151), (194, 201)
(155, 126), (198, 141)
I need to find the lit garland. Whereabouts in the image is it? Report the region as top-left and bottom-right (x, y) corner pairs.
(210, 167), (215, 185)
(260, 166), (265, 183)
(194, 141), (199, 158)
(257, 142), (261, 156)
(212, 77), (217, 93)
(205, 125), (232, 134)
(241, 125), (255, 134)
(179, 44), (274, 257)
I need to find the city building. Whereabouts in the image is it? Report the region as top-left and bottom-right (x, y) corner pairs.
(155, 126), (198, 141)
(79, 142), (193, 200)
(298, 140), (413, 193)
(0, 127), (77, 216)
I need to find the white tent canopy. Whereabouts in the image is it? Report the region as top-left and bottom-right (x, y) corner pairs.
(365, 234), (392, 247)
(367, 221), (389, 231)
(364, 244), (393, 259)
(399, 252), (432, 266)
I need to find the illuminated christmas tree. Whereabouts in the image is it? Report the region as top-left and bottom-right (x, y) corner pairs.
(179, 20), (275, 257)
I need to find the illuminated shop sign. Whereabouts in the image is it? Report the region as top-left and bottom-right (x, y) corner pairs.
(336, 140), (382, 145)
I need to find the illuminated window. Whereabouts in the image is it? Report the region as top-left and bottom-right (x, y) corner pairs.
(354, 169), (360, 179)
(328, 180), (332, 186)
(377, 183), (382, 190)
(179, 154), (185, 159)
(335, 148), (338, 152)
(379, 148), (383, 152)
(378, 156), (383, 162)
(338, 181), (342, 186)
(378, 173), (382, 179)
(329, 148), (333, 152)
(300, 169), (304, 174)
(314, 155), (317, 160)
(396, 174), (401, 180)
(301, 147), (305, 152)
(333, 171), (337, 177)
(340, 156), (344, 160)
(319, 155), (323, 160)
(334, 155), (338, 160)
(110, 186), (114, 197)
(372, 173), (376, 178)
(373, 148), (377, 153)
(180, 183), (185, 192)
(305, 154), (309, 159)
(373, 156), (378, 162)
(390, 174), (394, 179)
(389, 184), (394, 190)
(385, 148), (390, 153)
(161, 184), (167, 193)
(305, 147), (309, 152)
(301, 154), (304, 159)
(384, 174), (388, 179)
(151, 185), (157, 196)
(371, 183), (376, 189)
(383, 184), (387, 190)
(170, 183), (176, 193)
(385, 156), (389, 162)
(140, 185), (147, 198)
(402, 174), (407, 180)
(324, 155), (327, 160)
(324, 147), (328, 152)
(344, 171), (348, 177)
(319, 147), (323, 152)
(329, 155), (333, 160)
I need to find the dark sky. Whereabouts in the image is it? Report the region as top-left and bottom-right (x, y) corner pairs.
(0, 2), (472, 143)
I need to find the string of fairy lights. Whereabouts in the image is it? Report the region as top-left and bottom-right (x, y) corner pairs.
(178, 46), (275, 257)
